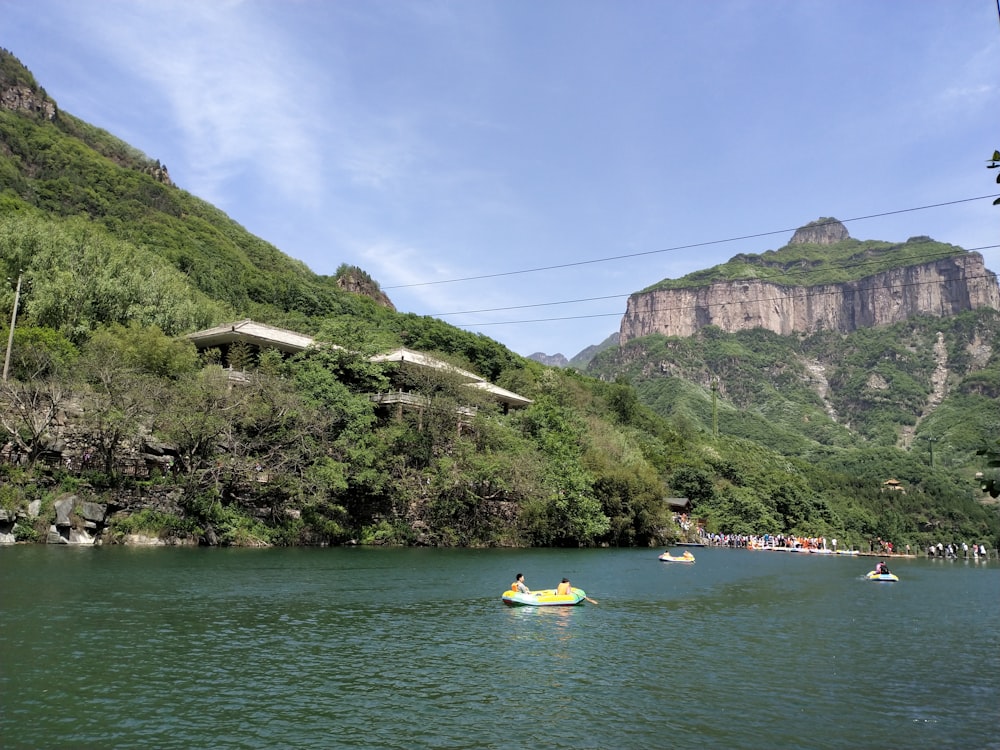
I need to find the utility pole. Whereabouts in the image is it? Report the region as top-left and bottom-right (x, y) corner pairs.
(711, 378), (718, 439)
(919, 434), (939, 467)
(926, 435), (938, 468)
(3, 272), (23, 382)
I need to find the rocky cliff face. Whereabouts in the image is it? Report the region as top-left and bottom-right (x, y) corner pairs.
(0, 83), (56, 120)
(335, 267), (396, 310)
(620, 223), (1000, 342)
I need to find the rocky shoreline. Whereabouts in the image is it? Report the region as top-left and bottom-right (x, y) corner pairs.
(0, 487), (197, 546)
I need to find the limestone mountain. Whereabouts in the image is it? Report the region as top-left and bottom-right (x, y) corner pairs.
(585, 219), (1000, 486)
(0, 48), (173, 186)
(619, 219), (1000, 342)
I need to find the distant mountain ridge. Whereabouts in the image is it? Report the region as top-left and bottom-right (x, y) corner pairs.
(527, 351), (569, 367)
(528, 332), (619, 369)
(620, 219), (999, 343)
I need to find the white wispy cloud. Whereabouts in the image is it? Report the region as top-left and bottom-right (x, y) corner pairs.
(357, 238), (463, 296)
(339, 117), (426, 192)
(354, 235), (521, 323)
(71, 0), (326, 207)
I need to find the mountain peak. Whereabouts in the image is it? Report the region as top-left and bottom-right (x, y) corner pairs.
(789, 217), (850, 246)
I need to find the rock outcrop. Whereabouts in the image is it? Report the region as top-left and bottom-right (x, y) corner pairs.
(0, 83), (56, 120)
(335, 267), (396, 310)
(620, 222), (1000, 342)
(789, 217), (850, 245)
(47, 494), (108, 545)
(143, 161), (173, 186)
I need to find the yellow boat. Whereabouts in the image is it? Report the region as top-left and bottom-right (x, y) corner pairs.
(658, 550), (695, 563)
(501, 587), (587, 606)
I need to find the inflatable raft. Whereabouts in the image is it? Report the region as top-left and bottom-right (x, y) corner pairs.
(658, 550), (695, 563)
(865, 570), (899, 582)
(502, 587), (587, 606)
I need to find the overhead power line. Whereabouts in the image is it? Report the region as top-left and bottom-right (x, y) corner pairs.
(432, 245), (1000, 316)
(383, 194), (1000, 290)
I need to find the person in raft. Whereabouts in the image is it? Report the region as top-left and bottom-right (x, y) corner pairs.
(874, 561), (890, 575)
(556, 578), (572, 595)
(512, 573), (531, 594)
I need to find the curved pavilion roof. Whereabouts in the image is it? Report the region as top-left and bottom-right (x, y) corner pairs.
(186, 322), (532, 408)
(186, 319), (318, 354)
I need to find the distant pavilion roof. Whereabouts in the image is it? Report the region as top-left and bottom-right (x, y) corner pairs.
(186, 319), (317, 354)
(186, 323), (532, 408)
(371, 347), (482, 381)
(372, 347), (533, 408)
(465, 380), (534, 409)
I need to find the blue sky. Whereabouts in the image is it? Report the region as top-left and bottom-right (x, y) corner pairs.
(4, 0), (999, 358)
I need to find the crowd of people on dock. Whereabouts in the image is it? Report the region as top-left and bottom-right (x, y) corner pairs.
(698, 531), (843, 551)
(927, 541), (990, 560)
(693, 527), (991, 559)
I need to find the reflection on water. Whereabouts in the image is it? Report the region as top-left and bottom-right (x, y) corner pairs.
(1, 546), (997, 749)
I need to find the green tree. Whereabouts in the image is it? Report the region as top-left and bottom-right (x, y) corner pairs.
(155, 366), (236, 476)
(516, 397), (610, 545)
(0, 376), (68, 466)
(77, 328), (161, 476)
(1, 325), (77, 381)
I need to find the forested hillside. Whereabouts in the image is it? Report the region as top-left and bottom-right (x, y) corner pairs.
(1, 48), (997, 550)
(588, 312), (1000, 539)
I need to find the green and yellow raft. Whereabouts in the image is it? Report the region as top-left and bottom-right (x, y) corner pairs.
(502, 587), (587, 606)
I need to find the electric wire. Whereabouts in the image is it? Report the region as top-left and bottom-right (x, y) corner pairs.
(432, 244), (999, 317)
(383, 194), (999, 289)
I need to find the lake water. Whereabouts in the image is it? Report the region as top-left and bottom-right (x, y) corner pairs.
(1, 545), (997, 749)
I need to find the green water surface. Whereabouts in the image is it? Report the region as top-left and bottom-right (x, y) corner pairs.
(1, 545), (997, 749)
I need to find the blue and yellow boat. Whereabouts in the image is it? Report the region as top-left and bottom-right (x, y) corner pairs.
(501, 587), (587, 606)
(865, 570), (899, 582)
